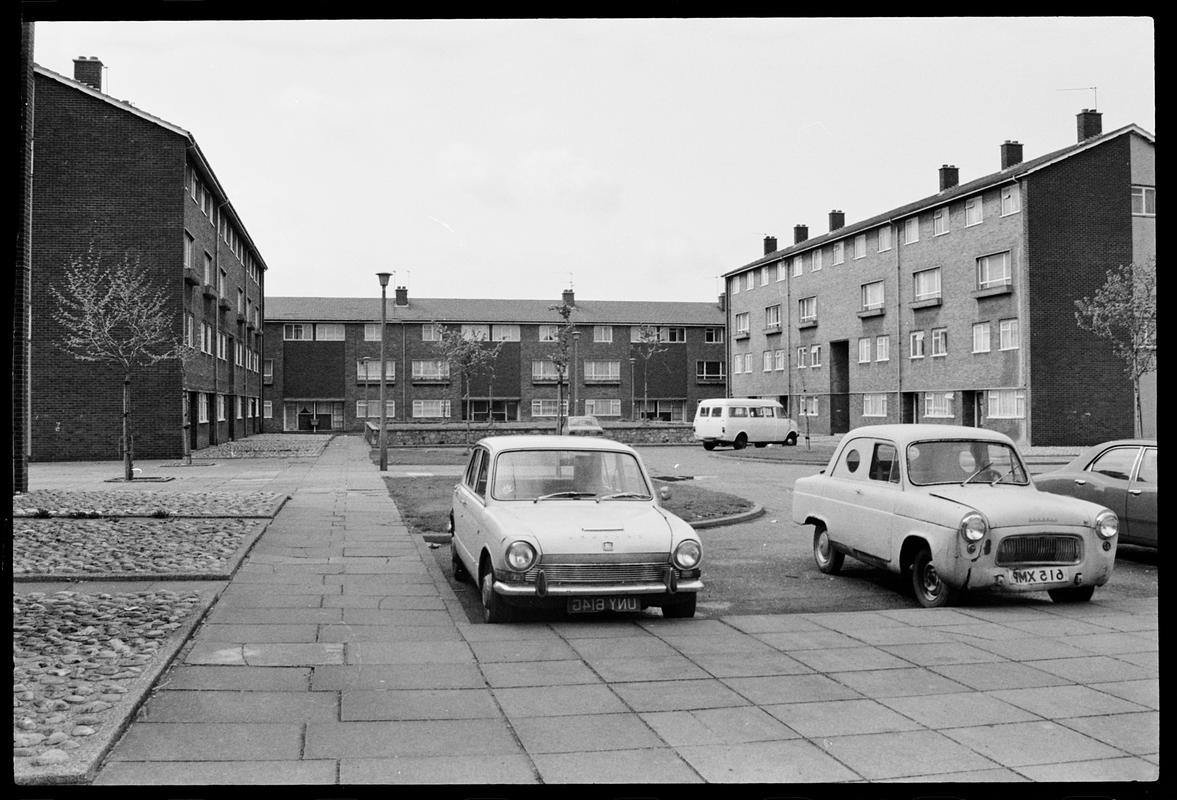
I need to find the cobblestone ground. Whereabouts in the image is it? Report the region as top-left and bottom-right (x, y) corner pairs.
(188, 433), (332, 459)
(13, 518), (261, 578)
(12, 490), (285, 518)
(13, 589), (202, 769)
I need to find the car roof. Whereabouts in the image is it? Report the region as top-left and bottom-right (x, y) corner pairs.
(474, 435), (635, 454)
(1065, 438), (1157, 468)
(701, 397), (782, 405)
(840, 424), (1016, 448)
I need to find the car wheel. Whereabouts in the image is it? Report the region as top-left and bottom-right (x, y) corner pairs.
(1048, 585), (1095, 603)
(785, 432), (798, 446)
(911, 547), (957, 608)
(733, 433), (748, 450)
(813, 525), (844, 574)
(702, 441), (716, 451)
(661, 593), (696, 618)
(480, 564), (513, 624)
(450, 534), (468, 583)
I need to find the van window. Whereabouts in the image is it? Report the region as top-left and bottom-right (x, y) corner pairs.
(731, 407), (748, 418)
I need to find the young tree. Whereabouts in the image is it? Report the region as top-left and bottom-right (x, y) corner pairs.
(49, 247), (184, 481)
(631, 323), (668, 422)
(546, 300), (577, 433)
(433, 323), (505, 445)
(1074, 258), (1157, 437)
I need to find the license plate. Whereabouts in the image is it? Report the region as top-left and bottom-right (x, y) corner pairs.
(1008, 567), (1071, 585)
(568, 596), (641, 614)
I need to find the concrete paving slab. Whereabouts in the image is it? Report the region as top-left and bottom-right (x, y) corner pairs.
(674, 739), (859, 782)
(721, 673), (862, 705)
(160, 665), (312, 691)
(196, 623), (320, 642)
(205, 606), (342, 624)
(309, 663), (486, 691)
(93, 759), (339, 785)
(346, 640), (474, 665)
(107, 722), (304, 761)
(304, 719), (522, 759)
(683, 650), (814, 678)
(721, 614), (830, 634)
(877, 640), (1008, 666)
(877, 691), (1038, 728)
(511, 712), (666, 753)
(1028, 654), (1156, 683)
(1016, 756), (1159, 782)
(940, 720), (1124, 767)
(494, 683), (629, 718)
(469, 638), (582, 662)
(753, 629), (866, 650)
(763, 698), (924, 738)
(818, 728), (1001, 780)
(531, 747), (702, 783)
(988, 684), (1153, 718)
(316, 623), (464, 643)
(1056, 711), (1159, 755)
(789, 645), (913, 673)
(338, 753), (538, 784)
(340, 688), (501, 720)
(586, 654), (712, 683)
(927, 660), (1073, 691)
(828, 667), (970, 698)
(479, 659), (602, 688)
(139, 689), (339, 722)
(941, 634), (1093, 661)
(337, 608), (454, 626)
(639, 706), (800, 746)
(836, 625), (956, 646)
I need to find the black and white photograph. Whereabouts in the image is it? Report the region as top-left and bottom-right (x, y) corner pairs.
(14, 10), (1156, 794)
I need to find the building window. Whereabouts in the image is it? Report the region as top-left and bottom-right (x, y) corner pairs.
(730, 275), (740, 294)
(218, 269), (227, 298)
(732, 355), (742, 375)
(538, 324), (561, 342)
(999, 318), (1020, 350)
(593, 325), (613, 343)
(1131, 185), (1156, 216)
(1000, 184), (1021, 215)
(925, 392), (954, 418)
(237, 289), (244, 314)
(531, 399), (569, 418)
(933, 207), (949, 236)
(316, 323), (345, 341)
(236, 396), (243, 419)
(774, 349), (786, 371)
(421, 323), (442, 342)
(977, 252), (1012, 289)
(412, 360), (450, 381)
(792, 257), (803, 278)
(860, 281), (885, 311)
(664, 327), (686, 343)
(765, 304), (781, 330)
(283, 324), (310, 341)
(263, 359), (273, 382)
(584, 361), (621, 382)
(217, 333), (228, 361)
(798, 296), (817, 324)
(931, 328), (948, 357)
(902, 217), (920, 244)
(357, 400), (394, 419)
(965, 195), (984, 226)
(743, 353), (753, 374)
(734, 313), (751, 337)
(183, 232), (195, 270)
(413, 399), (451, 418)
(972, 323), (991, 353)
(263, 400), (272, 419)
(863, 393), (888, 418)
(760, 267), (769, 286)
(585, 398), (621, 417)
(810, 345), (822, 368)
(832, 241), (845, 265)
(877, 225), (892, 252)
(696, 361), (726, 382)
(357, 360), (395, 381)
(988, 389), (1026, 419)
(184, 314), (194, 348)
(197, 393), (209, 423)
(852, 234), (866, 259)
(913, 267), (942, 301)
(763, 351), (773, 372)
(796, 347), (808, 369)
(461, 324), (490, 341)
(235, 342), (244, 366)
(364, 323), (382, 341)
(858, 337), (871, 364)
(876, 335), (890, 362)
(531, 360), (560, 381)
(704, 327), (724, 344)
(910, 331), (926, 359)
(776, 262), (787, 281)
(493, 323), (524, 341)
(216, 394), (226, 422)
(200, 323), (213, 355)
(799, 397), (819, 416)
(203, 252), (213, 285)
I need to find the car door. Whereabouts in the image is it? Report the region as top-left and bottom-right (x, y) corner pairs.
(824, 436), (898, 562)
(452, 447), (487, 568)
(1124, 446), (1157, 547)
(1066, 445), (1139, 525)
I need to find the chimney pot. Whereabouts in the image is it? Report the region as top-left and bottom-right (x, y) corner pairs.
(763, 235), (777, 255)
(562, 288), (575, 307)
(1076, 108), (1103, 141)
(1000, 140), (1023, 170)
(828, 210), (845, 232)
(718, 292), (726, 312)
(793, 224), (808, 244)
(939, 164), (959, 191)
(72, 56), (103, 91)
(394, 286), (408, 306)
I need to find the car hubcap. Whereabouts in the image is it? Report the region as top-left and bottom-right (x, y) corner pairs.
(920, 563), (942, 598)
(817, 533), (831, 563)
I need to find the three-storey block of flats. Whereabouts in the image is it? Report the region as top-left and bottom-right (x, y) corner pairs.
(723, 109), (1155, 446)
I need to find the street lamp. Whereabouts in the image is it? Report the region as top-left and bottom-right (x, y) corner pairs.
(377, 272), (392, 471)
(571, 329), (581, 417)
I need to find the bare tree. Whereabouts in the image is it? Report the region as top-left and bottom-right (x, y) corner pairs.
(50, 246), (184, 480)
(631, 323), (668, 422)
(546, 300), (577, 434)
(1074, 258), (1157, 437)
(433, 323), (505, 445)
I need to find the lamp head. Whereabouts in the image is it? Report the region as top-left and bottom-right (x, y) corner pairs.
(376, 272), (392, 287)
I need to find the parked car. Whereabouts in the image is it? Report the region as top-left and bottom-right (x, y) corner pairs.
(565, 415), (605, 436)
(449, 435), (703, 622)
(693, 398), (799, 450)
(791, 425), (1119, 607)
(1035, 440), (1156, 548)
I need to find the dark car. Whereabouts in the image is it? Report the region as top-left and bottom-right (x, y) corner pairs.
(1035, 439), (1156, 548)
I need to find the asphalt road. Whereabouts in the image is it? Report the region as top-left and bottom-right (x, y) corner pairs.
(433, 444), (1157, 621)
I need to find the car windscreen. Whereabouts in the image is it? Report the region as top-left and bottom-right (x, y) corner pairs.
(906, 439), (1029, 485)
(491, 449), (652, 500)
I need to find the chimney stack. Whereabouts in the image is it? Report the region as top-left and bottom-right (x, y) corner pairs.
(718, 292), (726, 312)
(1000, 140), (1023, 170)
(394, 286), (408, 306)
(73, 56), (103, 91)
(763, 235), (777, 255)
(828, 210), (845, 232)
(793, 224), (808, 244)
(1076, 108), (1103, 141)
(562, 288), (575, 307)
(939, 164), (959, 191)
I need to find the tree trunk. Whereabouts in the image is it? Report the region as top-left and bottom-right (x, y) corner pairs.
(122, 373), (133, 481)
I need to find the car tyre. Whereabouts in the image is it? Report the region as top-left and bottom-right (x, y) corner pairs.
(661, 593), (696, 618)
(733, 433), (748, 450)
(480, 564), (513, 624)
(450, 540), (468, 583)
(1048, 585), (1095, 603)
(911, 547), (957, 608)
(702, 441), (716, 451)
(813, 525), (844, 574)
(785, 432), (798, 446)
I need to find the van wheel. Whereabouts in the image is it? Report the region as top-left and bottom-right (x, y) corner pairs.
(911, 547), (957, 608)
(813, 525), (844, 574)
(1048, 585), (1095, 603)
(733, 433), (748, 450)
(785, 432), (798, 446)
(702, 441), (716, 451)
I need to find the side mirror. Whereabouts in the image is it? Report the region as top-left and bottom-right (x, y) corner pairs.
(659, 486), (672, 501)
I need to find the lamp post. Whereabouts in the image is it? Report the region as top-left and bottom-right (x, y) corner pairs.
(629, 357), (637, 421)
(571, 329), (580, 417)
(377, 272), (391, 471)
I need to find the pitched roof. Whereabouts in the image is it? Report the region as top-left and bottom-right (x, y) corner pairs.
(265, 296), (725, 325)
(725, 123), (1155, 277)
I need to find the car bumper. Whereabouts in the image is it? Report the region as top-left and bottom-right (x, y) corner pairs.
(494, 578), (703, 597)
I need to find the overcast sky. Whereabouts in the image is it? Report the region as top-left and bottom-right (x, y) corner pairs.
(31, 17), (1155, 303)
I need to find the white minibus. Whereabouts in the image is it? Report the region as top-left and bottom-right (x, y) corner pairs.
(693, 398), (800, 450)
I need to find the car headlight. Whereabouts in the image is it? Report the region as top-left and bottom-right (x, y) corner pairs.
(505, 541), (537, 571)
(673, 539), (702, 569)
(958, 511), (988, 542)
(1094, 510), (1119, 539)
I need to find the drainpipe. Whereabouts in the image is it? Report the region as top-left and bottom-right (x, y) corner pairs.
(892, 218), (902, 423)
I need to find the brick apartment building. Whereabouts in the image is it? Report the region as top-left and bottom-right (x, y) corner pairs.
(262, 289), (727, 432)
(723, 110), (1156, 446)
(30, 58), (269, 461)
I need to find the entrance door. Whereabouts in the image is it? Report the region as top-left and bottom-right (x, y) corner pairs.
(828, 341), (850, 434)
(960, 391), (980, 427)
(297, 405), (316, 431)
(901, 392), (918, 424)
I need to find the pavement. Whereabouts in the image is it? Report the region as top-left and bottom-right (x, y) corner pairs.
(16, 435), (1159, 789)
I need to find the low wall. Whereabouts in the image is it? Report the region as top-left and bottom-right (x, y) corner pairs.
(363, 421), (696, 447)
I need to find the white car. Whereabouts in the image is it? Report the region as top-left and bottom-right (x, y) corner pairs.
(450, 435), (703, 623)
(693, 398), (800, 450)
(791, 425), (1119, 607)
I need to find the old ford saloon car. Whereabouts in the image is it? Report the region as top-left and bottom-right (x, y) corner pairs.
(791, 425), (1119, 607)
(450, 435), (703, 623)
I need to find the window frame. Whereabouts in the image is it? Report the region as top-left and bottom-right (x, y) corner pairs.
(977, 251), (1012, 289)
(861, 281), (885, 311)
(998, 318), (1020, 350)
(965, 195), (984, 226)
(972, 322), (992, 354)
(913, 267), (942, 301)
(909, 330), (926, 359)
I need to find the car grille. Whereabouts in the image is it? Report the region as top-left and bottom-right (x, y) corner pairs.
(521, 552), (673, 585)
(995, 535), (1084, 566)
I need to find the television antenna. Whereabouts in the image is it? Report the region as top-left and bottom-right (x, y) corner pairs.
(1056, 86), (1098, 109)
